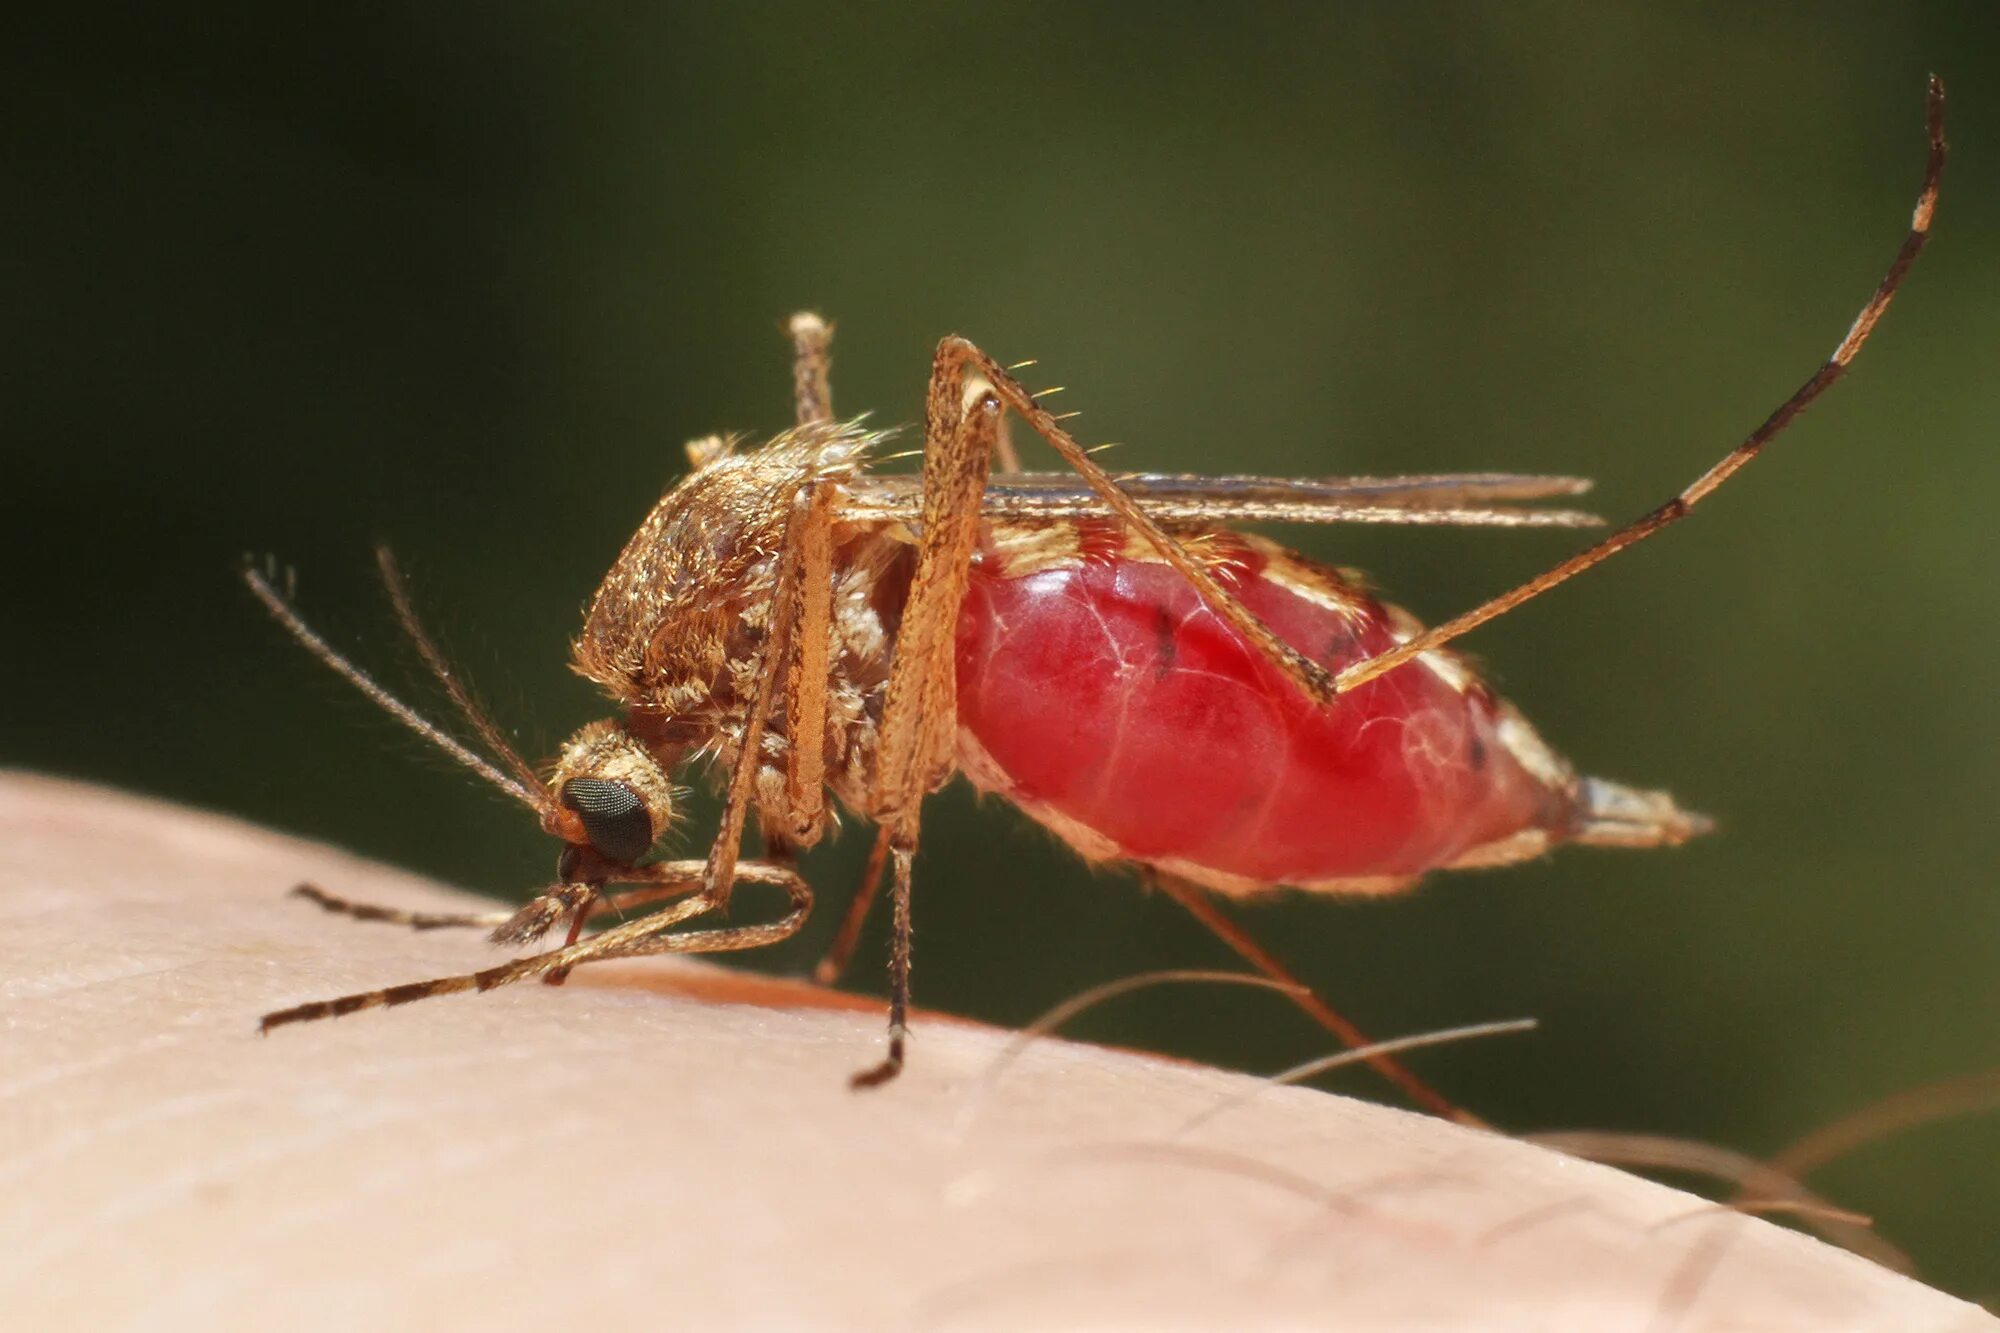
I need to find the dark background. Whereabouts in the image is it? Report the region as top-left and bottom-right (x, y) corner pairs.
(10, 3), (1998, 1297)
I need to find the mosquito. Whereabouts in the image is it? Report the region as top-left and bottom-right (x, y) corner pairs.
(248, 81), (1943, 1116)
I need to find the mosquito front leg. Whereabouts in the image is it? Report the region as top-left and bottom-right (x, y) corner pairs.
(487, 882), (600, 949)
(703, 476), (829, 907)
(259, 860), (811, 1032)
(576, 860), (814, 963)
(288, 879), (701, 940)
(261, 885), (713, 1031)
(288, 882), (518, 933)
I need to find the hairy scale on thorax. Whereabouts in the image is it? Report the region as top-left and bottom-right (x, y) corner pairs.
(570, 421), (910, 821)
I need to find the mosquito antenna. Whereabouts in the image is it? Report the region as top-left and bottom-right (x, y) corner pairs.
(241, 558), (549, 814)
(373, 544), (548, 802)
(1338, 77), (1946, 694)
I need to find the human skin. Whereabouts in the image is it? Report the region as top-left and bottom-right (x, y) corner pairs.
(3, 772), (1989, 1332)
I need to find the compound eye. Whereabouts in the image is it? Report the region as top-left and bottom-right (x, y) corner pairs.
(560, 778), (653, 863)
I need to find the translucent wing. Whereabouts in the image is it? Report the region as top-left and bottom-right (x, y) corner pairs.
(845, 471), (1602, 528)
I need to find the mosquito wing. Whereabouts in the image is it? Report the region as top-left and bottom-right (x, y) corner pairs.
(845, 472), (1603, 528)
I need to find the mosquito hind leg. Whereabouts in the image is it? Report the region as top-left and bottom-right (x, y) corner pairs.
(1335, 79), (1945, 694)
(1144, 870), (1485, 1128)
(258, 890), (713, 1032)
(929, 336), (1338, 705)
(536, 885), (601, 987)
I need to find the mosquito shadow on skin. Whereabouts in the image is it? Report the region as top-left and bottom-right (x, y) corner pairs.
(563, 958), (984, 1027)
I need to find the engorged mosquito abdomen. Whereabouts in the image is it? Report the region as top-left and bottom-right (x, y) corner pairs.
(953, 524), (1579, 893)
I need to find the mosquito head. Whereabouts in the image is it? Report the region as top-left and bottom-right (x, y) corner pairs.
(545, 720), (678, 869)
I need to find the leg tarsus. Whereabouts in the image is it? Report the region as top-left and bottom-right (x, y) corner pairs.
(812, 826), (892, 986)
(289, 882), (515, 932)
(849, 842), (915, 1090)
(849, 1047), (903, 1089)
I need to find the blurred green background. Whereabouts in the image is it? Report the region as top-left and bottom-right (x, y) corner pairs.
(10, 2), (1998, 1297)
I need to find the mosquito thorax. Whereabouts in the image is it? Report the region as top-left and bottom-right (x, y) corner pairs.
(544, 719), (677, 863)
(569, 420), (883, 717)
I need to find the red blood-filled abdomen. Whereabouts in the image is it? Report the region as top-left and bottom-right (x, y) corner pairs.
(953, 531), (1574, 888)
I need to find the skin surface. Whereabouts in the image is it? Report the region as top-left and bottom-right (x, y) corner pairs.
(3, 771), (1990, 1332)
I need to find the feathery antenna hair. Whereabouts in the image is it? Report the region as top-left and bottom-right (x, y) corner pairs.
(372, 545), (550, 802)
(241, 557), (551, 815)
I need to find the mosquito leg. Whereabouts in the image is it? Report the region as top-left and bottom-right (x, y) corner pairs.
(703, 482), (821, 909)
(847, 361), (1007, 1084)
(288, 882), (516, 932)
(290, 878), (697, 941)
(811, 825), (893, 986)
(259, 860), (812, 1031)
(790, 311), (834, 426)
(993, 412), (1022, 473)
(261, 889), (715, 1031)
(582, 859), (815, 963)
(1145, 870), (1488, 1129)
(539, 885), (602, 987)
(778, 481), (837, 847)
(777, 311), (845, 852)
(872, 358), (1003, 814)
(489, 882), (599, 948)
(849, 840), (915, 1088)
(929, 337), (1340, 705)
(553, 852), (811, 980)
(703, 357), (857, 909)
(1337, 79), (1945, 693)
